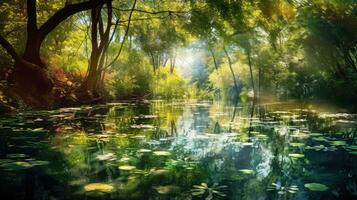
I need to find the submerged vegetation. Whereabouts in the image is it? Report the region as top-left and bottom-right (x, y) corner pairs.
(0, 102), (357, 199)
(0, 0), (357, 199)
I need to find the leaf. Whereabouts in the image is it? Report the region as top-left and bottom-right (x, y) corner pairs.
(138, 149), (152, 153)
(191, 190), (205, 196)
(288, 153), (304, 158)
(84, 183), (114, 193)
(290, 142), (305, 147)
(304, 183), (328, 191)
(153, 151), (171, 156)
(330, 140), (346, 146)
(201, 183), (208, 188)
(118, 165), (136, 171)
(239, 169), (255, 174)
(154, 185), (180, 194)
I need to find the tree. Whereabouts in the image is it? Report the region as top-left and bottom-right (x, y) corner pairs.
(76, 1), (114, 102)
(0, 0), (111, 107)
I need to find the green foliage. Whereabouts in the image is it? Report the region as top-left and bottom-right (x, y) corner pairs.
(209, 60), (251, 101)
(0, 0), (356, 105)
(153, 67), (187, 100)
(110, 50), (154, 99)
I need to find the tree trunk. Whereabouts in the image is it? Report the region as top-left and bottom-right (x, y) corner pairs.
(208, 45), (218, 70)
(76, 2), (112, 103)
(247, 51), (256, 99)
(0, 0), (112, 107)
(223, 47), (239, 98)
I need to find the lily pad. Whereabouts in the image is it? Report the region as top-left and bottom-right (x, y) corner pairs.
(304, 183), (328, 191)
(306, 145), (325, 151)
(239, 169), (255, 175)
(118, 165), (136, 171)
(154, 185), (180, 194)
(309, 133), (323, 137)
(330, 140), (346, 146)
(288, 153), (305, 158)
(96, 153), (116, 161)
(290, 142), (305, 147)
(138, 149), (152, 153)
(0, 159), (13, 164)
(153, 151), (171, 156)
(256, 134), (269, 139)
(313, 137), (329, 142)
(347, 145), (357, 151)
(84, 183), (114, 193)
(119, 157), (132, 162)
(29, 160), (50, 166)
(6, 154), (28, 158)
(0, 161), (32, 171)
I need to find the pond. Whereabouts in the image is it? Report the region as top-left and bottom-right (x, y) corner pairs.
(0, 101), (357, 200)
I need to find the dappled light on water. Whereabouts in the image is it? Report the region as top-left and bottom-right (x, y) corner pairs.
(0, 101), (357, 199)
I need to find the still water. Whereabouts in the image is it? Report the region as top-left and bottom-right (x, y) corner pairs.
(0, 101), (357, 200)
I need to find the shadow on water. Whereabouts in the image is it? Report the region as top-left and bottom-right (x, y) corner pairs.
(0, 100), (357, 199)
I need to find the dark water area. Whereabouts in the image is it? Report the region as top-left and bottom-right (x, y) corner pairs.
(0, 101), (357, 200)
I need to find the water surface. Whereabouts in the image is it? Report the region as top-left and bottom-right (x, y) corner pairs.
(0, 101), (357, 199)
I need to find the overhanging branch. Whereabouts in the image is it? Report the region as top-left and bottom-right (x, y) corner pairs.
(0, 35), (20, 62)
(38, 0), (112, 43)
(104, 0), (137, 70)
(113, 8), (190, 15)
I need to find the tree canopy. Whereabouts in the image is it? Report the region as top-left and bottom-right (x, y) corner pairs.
(0, 0), (356, 110)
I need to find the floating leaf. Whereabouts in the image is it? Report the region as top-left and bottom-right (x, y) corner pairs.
(130, 124), (155, 129)
(309, 133), (323, 137)
(239, 169), (255, 175)
(347, 145), (357, 151)
(6, 154), (28, 158)
(84, 183), (114, 193)
(96, 153), (116, 161)
(330, 140), (346, 146)
(288, 153), (304, 158)
(0, 161), (32, 171)
(290, 142), (305, 147)
(306, 145), (324, 151)
(256, 134), (269, 140)
(313, 137), (329, 142)
(191, 190), (205, 196)
(154, 185), (180, 194)
(119, 157), (131, 162)
(304, 183), (328, 191)
(118, 165), (136, 171)
(29, 160), (50, 166)
(153, 151), (171, 156)
(138, 149), (152, 153)
(30, 128), (45, 132)
(150, 169), (170, 177)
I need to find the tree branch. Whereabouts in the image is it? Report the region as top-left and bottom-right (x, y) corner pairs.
(104, 0), (137, 70)
(0, 35), (20, 62)
(113, 8), (189, 15)
(118, 15), (176, 23)
(38, 0), (112, 43)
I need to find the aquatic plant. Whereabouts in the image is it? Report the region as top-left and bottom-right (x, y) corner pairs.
(191, 183), (228, 199)
(266, 182), (299, 195)
(304, 183), (328, 192)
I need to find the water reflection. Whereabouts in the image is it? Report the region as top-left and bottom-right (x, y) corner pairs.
(0, 101), (357, 199)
